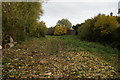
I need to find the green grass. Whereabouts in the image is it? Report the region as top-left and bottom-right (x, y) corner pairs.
(50, 35), (119, 55)
(3, 35), (120, 78)
(26, 35), (119, 70)
(54, 35), (119, 53)
(53, 35), (119, 66)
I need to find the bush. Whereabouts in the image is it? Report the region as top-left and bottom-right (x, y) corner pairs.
(47, 27), (55, 35)
(72, 23), (84, 35)
(95, 15), (118, 35)
(112, 27), (120, 42)
(111, 27), (120, 50)
(16, 30), (27, 41)
(54, 25), (67, 35)
(117, 17), (120, 23)
(78, 19), (98, 41)
(31, 21), (47, 38)
(77, 14), (120, 50)
(78, 14), (118, 42)
(94, 15), (118, 42)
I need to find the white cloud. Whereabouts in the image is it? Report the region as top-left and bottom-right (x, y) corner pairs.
(41, 2), (118, 27)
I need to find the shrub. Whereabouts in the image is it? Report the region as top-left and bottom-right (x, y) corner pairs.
(94, 15), (118, 42)
(72, 23), (84, 35)
(78, 14), (118, 42)
(78, 19), (97, 41)
(47, 27), (55, 35)
(112, 26), (120, 42)
(54, 25), (67, 35)
(77, 14), (120, 50)
(95, 15), (118, 36)
(111, 27), (120, 50)
(117, 17), (120, 23)
(31, 21), (47, 38)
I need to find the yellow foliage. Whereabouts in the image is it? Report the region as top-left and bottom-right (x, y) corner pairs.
(10, 75), (14, 78)
(54, 25), (67, 35)
(95, 15), (118, 35)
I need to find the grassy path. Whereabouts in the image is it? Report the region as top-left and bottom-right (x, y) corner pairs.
(3, 35), (119, 78)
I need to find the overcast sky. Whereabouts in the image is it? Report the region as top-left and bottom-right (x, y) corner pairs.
(40, 0), (119, 27)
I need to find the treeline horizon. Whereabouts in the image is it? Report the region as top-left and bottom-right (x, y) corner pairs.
(2, 2), (120, 51)
(47, 14), (120, 51)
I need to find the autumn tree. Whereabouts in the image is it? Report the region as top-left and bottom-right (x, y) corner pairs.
(72, 23), (84, 35)
(54, 25), (67, 35)
(2, 2), (43, 43)
(94, 14), (118, 42)
(111, 26), (120, 50)
(57, 19), (72, 28)
(32, 21), (47, 37)
(77, 13), (120, 50)
(95, 14), (118, 36)
(47, 27), (55, 35)
(78, 14), (118, 42)
(78, 19), (96, 41)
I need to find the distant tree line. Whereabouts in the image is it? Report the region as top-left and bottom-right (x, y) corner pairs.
(3, 2), (120, 51)
(73, 14), (120, 50)
(47, 18), (72, 36)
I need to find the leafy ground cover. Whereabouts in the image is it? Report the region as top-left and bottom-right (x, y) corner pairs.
(2, 35), (120, 78)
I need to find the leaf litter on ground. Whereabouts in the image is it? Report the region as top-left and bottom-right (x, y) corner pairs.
(2, 36), (119, 78)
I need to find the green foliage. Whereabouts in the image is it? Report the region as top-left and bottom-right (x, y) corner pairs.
(54, 25), (67, 35)
(47, 27), (55, 35)
(39, 21), (48, 37)
(73, 23), (84, 31)
(117, 17), (120, 23)
(57, 19), (72, 28)
(78, 19), (97, 41)
(112, 26), (120, 42)
(94, 14), (118, 42)
(111, 27), (120, 50)
(72, 23), (83, 35)
(31, 21), (47, 37)
(77, 14), (120, 50)
(2, 2), (43, 42)
(95, 14), (118, 36)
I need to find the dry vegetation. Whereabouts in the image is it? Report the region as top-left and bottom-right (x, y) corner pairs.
(2, 35), (119, 79)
